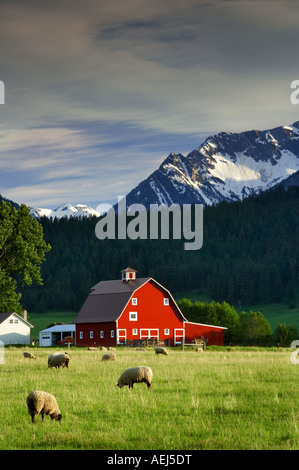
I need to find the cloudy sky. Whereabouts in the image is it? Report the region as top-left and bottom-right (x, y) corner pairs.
(0, 0), (299, 209)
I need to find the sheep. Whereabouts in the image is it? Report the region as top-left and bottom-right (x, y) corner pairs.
(88, 347), (97, 351)
(101, 352), (116, 361)
(100, 346), (107, 351)
(107, 347), (116, 351)
(196, 347), (204, 353)
(48, 352), (70, 368)
(26, 391), (62, 423)
(155, 347), (168, 356)
(116, 366), (153, 389)
(23, 351), (36, 359)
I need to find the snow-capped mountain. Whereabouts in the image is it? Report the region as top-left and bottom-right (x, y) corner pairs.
(30, 203), (101, 219)
(124, 121), (299, 209)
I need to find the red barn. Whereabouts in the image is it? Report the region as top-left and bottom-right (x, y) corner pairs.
(73, 267), (226, 347)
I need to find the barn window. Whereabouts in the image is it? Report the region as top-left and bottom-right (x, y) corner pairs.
(164, 328), (169, 335)
(132, 328), (138, 335)
(9, 319), (13, 324)
(14, 319), (18, 323)
(129, 312), (137, 321)
(163, 298), (169, 306)
(132, 298), (137, 305)
(80, 332), (83, 339)
(90, 331), (93, 339)
(100, 331), (104, 338)
(111, 330), (114, 338)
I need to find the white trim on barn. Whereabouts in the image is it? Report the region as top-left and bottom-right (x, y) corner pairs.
(0, 312), (34, 345)
(39, 324), (76, 347)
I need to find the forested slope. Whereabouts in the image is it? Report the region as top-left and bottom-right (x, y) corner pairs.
(20, 185), (298, 313)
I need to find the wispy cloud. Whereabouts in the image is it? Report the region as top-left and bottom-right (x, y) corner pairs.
(0, 0), (298, 207)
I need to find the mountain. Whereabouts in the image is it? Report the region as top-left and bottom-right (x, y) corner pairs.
(123, 122), (299, 209)
(0, 194), (19, 209)
(30, 203), (101, 219)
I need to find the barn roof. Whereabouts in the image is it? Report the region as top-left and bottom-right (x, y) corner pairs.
(40, 324), (76, 333)
(73, 277), (151, 324)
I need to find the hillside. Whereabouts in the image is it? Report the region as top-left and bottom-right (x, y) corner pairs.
(18, 184), (298, 323)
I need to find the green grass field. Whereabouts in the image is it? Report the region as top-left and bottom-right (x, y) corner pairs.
(1, 346), (298, 450)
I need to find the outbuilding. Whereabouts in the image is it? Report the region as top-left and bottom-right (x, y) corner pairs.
(39, 324), (76, 347)
(73, 267), (226, 347)
(0, 311), (34, 345)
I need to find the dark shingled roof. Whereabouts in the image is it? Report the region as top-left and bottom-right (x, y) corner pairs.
(73, 278), (151, 324)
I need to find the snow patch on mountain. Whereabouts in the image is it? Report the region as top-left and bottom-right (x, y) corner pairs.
(124, 121), (299, 209)
(30, 203), (101, 219)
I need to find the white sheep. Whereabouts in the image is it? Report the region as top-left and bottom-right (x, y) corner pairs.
(107, 347), (116, 351)
(155, 347), (168, 356)
(23, 351), (36, 359)
(196, 347), (204, 353)
(88, 347), (97, 351)
(116, 366), (153, 389)
(101, 352), (116, 361)
(26, 391), (62, 423)
(100, 346), (107, 351)
(48, 352), (70, 368)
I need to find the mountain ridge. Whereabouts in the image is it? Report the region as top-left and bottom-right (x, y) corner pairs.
(123, 121), (299, 209)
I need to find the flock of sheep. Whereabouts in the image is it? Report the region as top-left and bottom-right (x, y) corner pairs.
(24, 345), (173, 424)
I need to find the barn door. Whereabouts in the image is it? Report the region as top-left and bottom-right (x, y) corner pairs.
(117, 329), (126, 344)
(174, 328), (184, 345)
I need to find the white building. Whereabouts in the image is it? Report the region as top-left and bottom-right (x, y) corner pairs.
(39, 324), (76, 347)
(0, 312), (34, 345)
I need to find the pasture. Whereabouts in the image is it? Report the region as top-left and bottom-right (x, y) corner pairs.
(0, 346), (298, 450)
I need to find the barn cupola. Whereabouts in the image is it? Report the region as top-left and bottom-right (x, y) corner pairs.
(121, 267), (137, 282)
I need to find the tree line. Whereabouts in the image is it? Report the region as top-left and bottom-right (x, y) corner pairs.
(18, 184), (298, 315)
(178, 299), (297, 346)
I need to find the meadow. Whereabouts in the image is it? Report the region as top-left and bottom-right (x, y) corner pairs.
(0, 346), (298, 450)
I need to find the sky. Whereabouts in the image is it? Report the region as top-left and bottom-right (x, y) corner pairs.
(1, 0), (299, 209)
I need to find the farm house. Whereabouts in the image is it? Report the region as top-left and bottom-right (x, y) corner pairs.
(39, 324), (76, 347)
(0, 311), (33, 345)
(73, 267), (226, 347)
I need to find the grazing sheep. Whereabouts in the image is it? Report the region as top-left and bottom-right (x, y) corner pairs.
(155, 347), (168, 356)
(107, 347), (116, 351)
(196, 347), (204, 353)
(101, 352), (116, 361)
(88, 347), (97, 351)
(100, 346), (107, 351)
(116, 366), (153, 389)
(26, 391), (62, 423)
(23, 352), (36, 359)
(48, 352), (70, 368)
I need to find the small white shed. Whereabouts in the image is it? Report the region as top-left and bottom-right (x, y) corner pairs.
(39, 324), (76, 347)
(0, 312), (34, 345)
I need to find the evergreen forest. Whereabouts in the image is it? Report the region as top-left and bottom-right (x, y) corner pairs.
(19, 185), (298, 316)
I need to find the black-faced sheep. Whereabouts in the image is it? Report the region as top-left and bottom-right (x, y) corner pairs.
(48, 352), (70, 368)
(155, 347), (168, 356)
(23, 352), (36, 359)
(101, 352), (116, 361)
(26, 391), (62, 423)
(116, 366), (153, 389)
